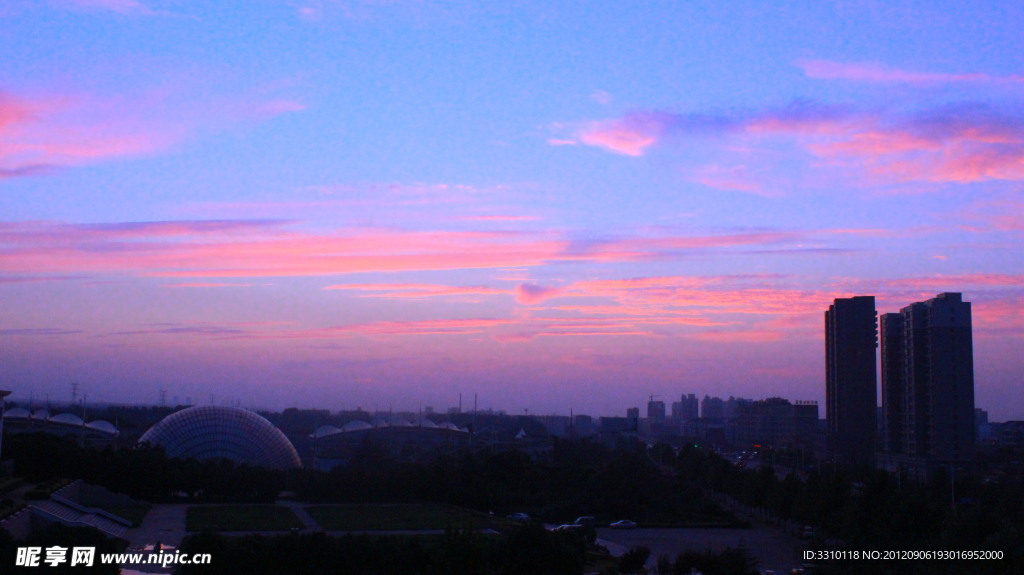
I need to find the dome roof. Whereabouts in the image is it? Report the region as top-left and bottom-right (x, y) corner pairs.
(342, 420), (373, 432)
(138, 406), (301, 469)
(86, 420), (119, 436)
(311, 425), (342, 439)
(3, 407), (31, 419)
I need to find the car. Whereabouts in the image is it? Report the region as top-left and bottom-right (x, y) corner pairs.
(506, 512), (531, 522)
(574, 516), (596, 527)
(553, 524), (584, 532)
(609, 519), (636, 529)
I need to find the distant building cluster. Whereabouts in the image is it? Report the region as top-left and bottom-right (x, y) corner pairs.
(593, 393), (819, 454)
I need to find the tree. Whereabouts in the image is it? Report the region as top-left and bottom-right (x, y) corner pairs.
(618, 546), (650, 574)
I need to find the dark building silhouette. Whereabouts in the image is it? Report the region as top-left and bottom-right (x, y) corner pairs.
(646, 400), (666, 422)
(880, 293), (975, 467)
(825, 296), (877, 467)
(880, 312), (906, 454)
(724, 396), (754, 420)
(671, 393), (699, 422)
(701, 395), (725, 419)
(730, 397), (819, 451)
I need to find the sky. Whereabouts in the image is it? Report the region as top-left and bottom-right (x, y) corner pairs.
(1, 0), (1022, 420)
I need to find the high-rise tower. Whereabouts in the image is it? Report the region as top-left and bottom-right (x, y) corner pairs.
(825, 296), (878, 467)
(881, 293), (975, 465)
(879, 312), (906, 454)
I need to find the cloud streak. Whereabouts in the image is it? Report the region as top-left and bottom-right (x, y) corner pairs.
(0, 85), (303, 178)
(515, 283), (563, 304)
(0, 219), (816, 279)
(570, 100), (1024, 185)
(65, 0), (152, 14)
(799, 60), (1024, 85)
(324, 283), (507, 299)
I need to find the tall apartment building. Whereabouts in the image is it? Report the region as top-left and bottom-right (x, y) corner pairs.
(647, 400), (666, 423)
(880, 293), (975, 466)
(825, 296), (878, 467)
(879, 312), (906, 454)
(671, 393), (699, 422)
(724, 396), (754, 420)
(701, 395), (725, 419)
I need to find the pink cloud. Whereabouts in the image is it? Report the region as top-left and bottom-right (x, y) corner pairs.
(0, 92), (36, 128)
(343, 318), (513, 337)
(798, 59), (1024, 85)
(571, 102), (843, 157)
(589, 231), (803, 260)
(962, 199), (1024, 232)
(973, 296), (1024, 338)
(577, 112), (673, 156)
(515, 283), (563, 304)
(690, 328), (787, 344)
(690, 164), (776, 196)
(870, 274), (1024, 291)
(456, 215), (543, 222)
(165, 282), (255, 288)
(0, 220), (565, 277)
(0, 85), (304, 178)
(324, 283), (507, 299)
(562, 275), (829, 316)
(0, 89), (173, 177)
(0, 220), (810, 279)
(806, 107), (1024, 184)
(570, 100), (1024, 185)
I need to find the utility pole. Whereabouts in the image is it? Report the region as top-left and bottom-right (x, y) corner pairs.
(0, 390), (11, 463)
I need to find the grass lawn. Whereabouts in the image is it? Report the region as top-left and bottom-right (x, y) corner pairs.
(305, 503), (503, 531)
(187, 505), (305, 532)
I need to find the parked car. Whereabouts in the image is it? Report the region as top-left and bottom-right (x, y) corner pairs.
(553, 524), (585, 532)
(506, 512), (531, 522)
(574, 515), (596, 527)
(609, 519), (637, 529)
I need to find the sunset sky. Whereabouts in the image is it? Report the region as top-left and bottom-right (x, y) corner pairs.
(2, 1), (1022, 420)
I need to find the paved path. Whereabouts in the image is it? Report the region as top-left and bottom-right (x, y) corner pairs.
(278, 500), (320, 532)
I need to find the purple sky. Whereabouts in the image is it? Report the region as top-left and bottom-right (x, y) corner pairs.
(2, 1), (1022, 420)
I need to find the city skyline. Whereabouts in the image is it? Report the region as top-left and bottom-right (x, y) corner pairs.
(2, 2), (1023, 420)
